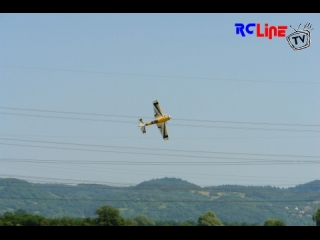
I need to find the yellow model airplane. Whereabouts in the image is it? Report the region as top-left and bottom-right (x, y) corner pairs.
(138, 100), (172, 140)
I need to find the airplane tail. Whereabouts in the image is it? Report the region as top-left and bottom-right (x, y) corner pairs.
(138, 118), (146, 134)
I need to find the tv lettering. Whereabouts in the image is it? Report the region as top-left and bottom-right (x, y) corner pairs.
(286, 23), (313, 51)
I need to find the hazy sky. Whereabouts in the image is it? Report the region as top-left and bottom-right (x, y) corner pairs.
(1, 13), (319, 188)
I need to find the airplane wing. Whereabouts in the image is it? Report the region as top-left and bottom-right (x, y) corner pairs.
(157, 122), (169, 140)
(153, 100), (163, 118)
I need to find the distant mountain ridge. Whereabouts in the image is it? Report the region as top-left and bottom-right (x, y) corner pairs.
(289, 180), (320, 192)
(136, 177), (202, 190)
(0, 177), (319, 226)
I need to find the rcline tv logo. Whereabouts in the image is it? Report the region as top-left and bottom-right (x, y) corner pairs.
(235, 23), (288, 39)
(286, 23), (313, 50)
(235, 22), (314, 51)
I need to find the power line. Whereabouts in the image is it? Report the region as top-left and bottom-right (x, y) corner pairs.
(0, 107), (140, 119)
(2, 163), (319, 188)
(0, 174), (136, 186)
(0, 64), (320, 84)
(2, 112), (320, 133)
(1, 174), (319, 190)
(1, 64), (319, 85)
(174, 118), (320, 127)
(0, 185), (319, 198)
(0, 112), (133, 124)
(1, 133), (320, 140)
(2, 165), (312, 181)
(1, 137), (319, 159)
(1, 143), (320, 165)
(1, 106), (320, 127)
(1, 183), (320, 193)
(3, 162), (318, 183)
(2, 157), (320, 165)
(1, 178), (320, 192)
(171, 123), (320, 133)
(0, 197), (317, 203)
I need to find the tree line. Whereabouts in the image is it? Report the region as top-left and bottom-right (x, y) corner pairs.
(2, 205), (317, 226)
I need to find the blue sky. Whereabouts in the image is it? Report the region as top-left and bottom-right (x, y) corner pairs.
(0, 13), (319, 187)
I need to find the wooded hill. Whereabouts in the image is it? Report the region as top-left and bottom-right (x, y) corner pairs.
(0, 177), (319, 226)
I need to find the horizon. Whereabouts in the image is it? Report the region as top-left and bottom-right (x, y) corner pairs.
(1, 176), (320, 189)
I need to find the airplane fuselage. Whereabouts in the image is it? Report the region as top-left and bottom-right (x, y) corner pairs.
(145, 115), (170, 126)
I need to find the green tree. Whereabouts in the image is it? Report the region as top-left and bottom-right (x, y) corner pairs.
(94, 205), (126, 226)
(124, 219), (138, 226)
(313, 208), (320, 226)
(264, 218), (286, 226)
(198, 211), (223, 226)
(133, 215), (155, 226)
(14, 209), (28, 216)
(180, 221), (192, 226)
